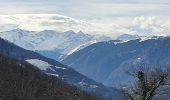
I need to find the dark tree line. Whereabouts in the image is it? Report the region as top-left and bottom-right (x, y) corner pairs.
(0, 55), (100, 100)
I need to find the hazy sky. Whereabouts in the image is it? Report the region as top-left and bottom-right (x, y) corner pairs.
(0, 0), (170, 20)
(0, 0), (170, 37)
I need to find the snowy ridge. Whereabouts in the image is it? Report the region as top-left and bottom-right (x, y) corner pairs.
(0, 28), (111, 60)
(139, 35), (164, 42)
(116, 34), (170, 43)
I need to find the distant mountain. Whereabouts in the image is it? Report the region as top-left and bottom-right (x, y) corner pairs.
(0, 29), (111, 61)
(116, 34), (140, 41)
(0, 38), (121, 99)
(0, 54), (98, 100)
(62, 36), (170, 87)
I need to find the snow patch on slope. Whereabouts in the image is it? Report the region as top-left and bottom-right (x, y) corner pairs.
(26, 59), (67, 71)
(47, 73), (59, 77)
(26, 59), (52, 71)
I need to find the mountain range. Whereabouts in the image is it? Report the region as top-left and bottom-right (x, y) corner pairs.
(1, 25), (170, 99)
(0, 28), (111, 61)
(62, 36), (170, 87)
(0, 37), (121, 99)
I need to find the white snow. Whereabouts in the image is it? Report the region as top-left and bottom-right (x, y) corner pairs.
(113, 40), (129, 45)
(26, 59), (67, 71)
(137, 57), (141, 60)
(116, 34), (168, 43)
(67, 40), (97, 55)
(47, 73), (59, 77)
(79, 81), (87, 86)
(26, 59), (52, 71)
(55, 66), (67, 70)
(78, 79), (98, 89)
(67, 46), (82, 55)
(89, 85), (98, 88)
(0, 29), (111, 58)
(139, 35), (161, 42)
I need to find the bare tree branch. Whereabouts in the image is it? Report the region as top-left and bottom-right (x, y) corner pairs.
(120, 66), (170, 100)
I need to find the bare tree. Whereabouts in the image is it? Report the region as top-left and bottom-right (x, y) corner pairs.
(121, 67), (170, 100)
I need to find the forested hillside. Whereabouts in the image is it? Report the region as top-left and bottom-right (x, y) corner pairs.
(0, 55), (99, 100)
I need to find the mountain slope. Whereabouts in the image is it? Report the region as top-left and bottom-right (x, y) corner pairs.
(0, 29), (111, 61)
(0, 54), (98, 100)
(62, 36), (170, 87)
(0, 38), (121, 99)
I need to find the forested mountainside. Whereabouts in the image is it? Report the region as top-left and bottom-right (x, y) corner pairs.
(0, 55), (99, 100)
(63, 36), (170, 86)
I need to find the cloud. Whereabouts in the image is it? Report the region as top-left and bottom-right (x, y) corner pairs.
(0, 14), (170, 38)
(0, 0), (170, 20)
(129, 16), (170, 36)
(0, 0), (170, 39)
(0, 14), (116, 36)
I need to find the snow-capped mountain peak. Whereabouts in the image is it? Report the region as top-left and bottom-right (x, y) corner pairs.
(0, 28), (111, 61)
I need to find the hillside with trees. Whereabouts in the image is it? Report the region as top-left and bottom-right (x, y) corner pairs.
(0, 55), (99, 100)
